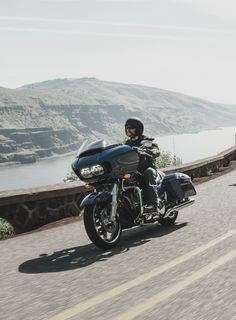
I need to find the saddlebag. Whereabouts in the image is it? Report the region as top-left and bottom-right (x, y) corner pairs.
(161, 173), (196, 202)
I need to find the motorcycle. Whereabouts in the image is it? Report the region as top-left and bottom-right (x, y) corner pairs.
(72, 139), (196, 249)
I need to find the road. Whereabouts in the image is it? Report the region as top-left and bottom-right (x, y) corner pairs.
(1, 169), (236, 320)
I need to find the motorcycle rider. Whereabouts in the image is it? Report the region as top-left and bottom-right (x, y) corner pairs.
(125, 117), (160, 212)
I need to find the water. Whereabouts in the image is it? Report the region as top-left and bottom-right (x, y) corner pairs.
(0, 126), (235, 191)
(157, 126), (236, 163)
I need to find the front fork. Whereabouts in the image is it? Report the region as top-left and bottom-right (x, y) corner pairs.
(110, 183), (118, 222)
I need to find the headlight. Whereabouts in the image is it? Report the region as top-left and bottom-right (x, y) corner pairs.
(80, 164), (105, 179)
(80, 167), (93, 179)
(91, 164), (104, 176)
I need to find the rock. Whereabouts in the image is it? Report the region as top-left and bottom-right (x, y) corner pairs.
(13, 151), (37, 164)
(30, 130), (54, 148)
(0, 154), (10, 163)
(34, 148), (52, 158)
(21, 142), (33, 149)
(9, 132), (31, 144)
(0, 140), (17, 153)
(52, 145), (71, 154)
(0, 135), (9, 141)
(53, 129), (72, 144)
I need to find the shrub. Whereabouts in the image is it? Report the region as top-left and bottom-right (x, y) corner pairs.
(156, 150), (182, 168)
(63, 171), (78, 182)
(0, 218), (15, 240)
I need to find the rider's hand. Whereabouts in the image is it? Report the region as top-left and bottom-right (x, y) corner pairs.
(144, 148), (160, 158)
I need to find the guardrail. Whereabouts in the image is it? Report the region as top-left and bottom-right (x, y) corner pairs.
(1, 146), (236, 234)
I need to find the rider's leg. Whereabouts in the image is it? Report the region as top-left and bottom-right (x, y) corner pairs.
(142, 168), (158, 210)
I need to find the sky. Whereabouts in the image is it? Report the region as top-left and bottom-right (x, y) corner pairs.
(1, 0), (236, 103)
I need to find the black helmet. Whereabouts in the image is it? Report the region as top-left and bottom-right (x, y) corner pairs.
(125, 117), (144, 136)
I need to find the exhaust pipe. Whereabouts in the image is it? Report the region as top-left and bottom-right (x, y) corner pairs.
(164, 198), (195, 218)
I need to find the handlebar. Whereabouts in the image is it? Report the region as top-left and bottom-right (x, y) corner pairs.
(133, 146), (153, 158)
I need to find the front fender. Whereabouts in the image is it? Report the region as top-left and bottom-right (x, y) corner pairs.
(80, 192), (112, 209)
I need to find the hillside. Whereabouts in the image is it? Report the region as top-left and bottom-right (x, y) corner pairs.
(0, 78), (236, 164)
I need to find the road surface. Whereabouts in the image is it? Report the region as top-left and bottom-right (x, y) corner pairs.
(1, 169), (236, 320)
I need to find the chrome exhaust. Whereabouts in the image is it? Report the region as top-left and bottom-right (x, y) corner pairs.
(164, 198), (195, 218)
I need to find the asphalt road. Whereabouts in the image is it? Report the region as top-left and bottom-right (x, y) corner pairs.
(1, 169), (236, 320)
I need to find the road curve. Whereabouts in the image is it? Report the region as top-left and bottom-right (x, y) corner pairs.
(1, 169), (236, 320)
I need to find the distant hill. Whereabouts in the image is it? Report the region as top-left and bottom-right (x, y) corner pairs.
(0, 78), (236, 164)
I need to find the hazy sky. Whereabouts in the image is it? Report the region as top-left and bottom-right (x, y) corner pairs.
(1, 0), (236, 103)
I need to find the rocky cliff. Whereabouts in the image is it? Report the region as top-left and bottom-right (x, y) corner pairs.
(0, 78), (236, 164)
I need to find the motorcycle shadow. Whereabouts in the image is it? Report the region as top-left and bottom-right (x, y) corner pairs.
(18, 222), (188, 274)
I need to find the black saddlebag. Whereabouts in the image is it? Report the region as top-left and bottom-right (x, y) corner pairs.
(161, 172), (196, 202)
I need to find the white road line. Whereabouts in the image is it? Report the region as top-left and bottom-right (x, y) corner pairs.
(49, 228), (236, 320)
(114, 248), (236, 320)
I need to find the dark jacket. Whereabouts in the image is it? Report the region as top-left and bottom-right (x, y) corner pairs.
(125, 135), (160, 173)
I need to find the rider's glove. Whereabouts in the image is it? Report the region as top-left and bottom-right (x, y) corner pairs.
(145, 148), (160, 158)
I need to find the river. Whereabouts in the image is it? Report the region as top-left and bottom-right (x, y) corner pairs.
(0, 126), (235, 191)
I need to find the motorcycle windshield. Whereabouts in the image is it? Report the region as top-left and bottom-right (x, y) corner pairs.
(77, 139), (107, 156)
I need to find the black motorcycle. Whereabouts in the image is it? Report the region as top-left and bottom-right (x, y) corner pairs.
(72, 139), (196, 249)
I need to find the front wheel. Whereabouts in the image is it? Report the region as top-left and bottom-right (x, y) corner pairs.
(83, 204), (122, 250)
(158, 210), (178, 226)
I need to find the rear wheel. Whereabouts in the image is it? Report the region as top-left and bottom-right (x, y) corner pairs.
(158, 210), (178, 226)
(83, 204), (122, 250)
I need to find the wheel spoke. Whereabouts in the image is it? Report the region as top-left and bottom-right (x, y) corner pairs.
(93, 206), (121, 244)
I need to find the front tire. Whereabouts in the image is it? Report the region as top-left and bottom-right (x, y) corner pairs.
(83, 204), (122, 250)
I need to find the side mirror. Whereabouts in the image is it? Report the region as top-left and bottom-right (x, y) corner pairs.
(141, 140), (153, 148)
